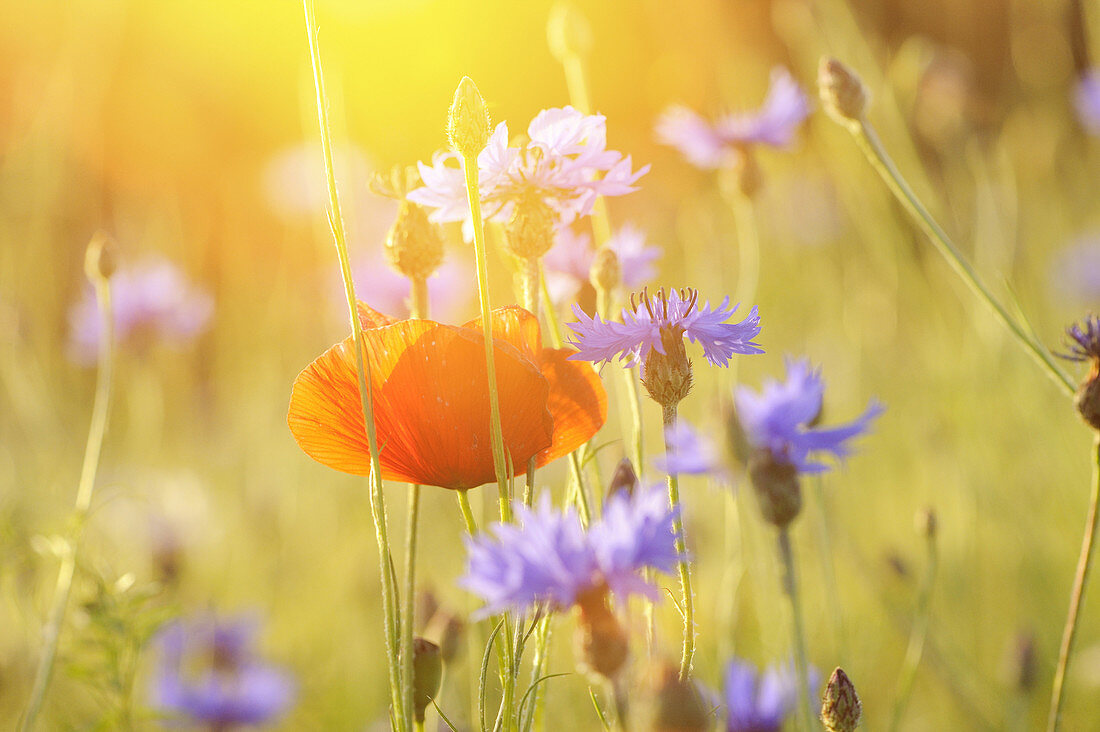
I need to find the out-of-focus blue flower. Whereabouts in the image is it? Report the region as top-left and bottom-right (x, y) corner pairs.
(1050, 237), (1100, 302)
(152, 614), (295, 728)
(339, 251), (473, 323)
(723, 658), (820, 732)
(543, 223), (661, 303)
(656, 68), (811, 169)
(567, 287), (762, 368)
(459, 488), (680, 616)
(654, 420), (724, 477)
(1075, 70), (1100, 135)
(68, 258), (213, 364)
(1061, 314), (1100, 362)
(735, 358), (883, 474)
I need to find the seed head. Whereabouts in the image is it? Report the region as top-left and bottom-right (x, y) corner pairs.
(447, 76), (491, 157)
(386, 200), (445, 282)
(590, 246), (622, 294)
(821, 667), (862, 732)
(748, 448), (802, 527)
(547, 3), (592, 62)
(819, 57), (869, 126)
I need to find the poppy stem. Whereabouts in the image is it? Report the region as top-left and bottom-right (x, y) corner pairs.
(21, 244), (113, 732)
(777, 528), (814, 732)
(843, 115), (1075, 397)
(303, 3), (406, 728)
(662, 404), (695, 679)
(456, 490), (478, 535)
(1047, 435), (1100, 732)
(459, 151), (513, 524)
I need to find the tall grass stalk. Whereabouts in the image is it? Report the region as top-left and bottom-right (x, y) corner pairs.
(302, 3), (406, 727)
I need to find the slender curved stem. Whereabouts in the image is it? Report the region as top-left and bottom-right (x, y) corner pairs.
(522, 258), (541, 508)
(778, 529), (813, 732)
(889, 523), (939, 731)
(20, 275), (113, 732)
(1047, 436), (1100, 731)
(662, 405), (695, 678)
(847, 118), (1074, 397)
(456, 490), (478, 536)
(303, 4), (405, 727)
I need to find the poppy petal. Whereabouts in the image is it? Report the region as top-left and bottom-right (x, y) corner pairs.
(463, 306), (542, 364)
(356, 301), (396, 330)
(535, 347), (608, 467)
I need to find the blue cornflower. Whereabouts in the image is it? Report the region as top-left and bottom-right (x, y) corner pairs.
(568, 286), (763, 368)
(1076, 70), (1100, 135)
(152, 614), (295, 728)
(735, 358), (883, 474)
(1060, 314), (1100, 363)
(654, 420), (725, 477)
(723, 658), (820, 732)
(459, 487), (680, 616)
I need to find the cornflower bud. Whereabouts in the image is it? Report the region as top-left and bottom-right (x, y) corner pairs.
(447, 76), (490, 157)
(747, 448), (802, 527)
(819, 57), (869, 126)
(641, 327), (693, 409)
(386, 200), (444, 282)
(608, 458), (639, 498)
(505, 193), (557, 260)
(590, 246), (622, 294)
(412, 637), (442, 723)
(645, 661), (709, 732)
(547, 3), (592, 62)
(821, 667), (862, 732)
(1058, 316), (1100, 431)
(574, 588), (629, 680)
(84, 231), (117, 283)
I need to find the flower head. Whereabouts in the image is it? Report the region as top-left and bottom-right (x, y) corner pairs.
(724, 658), (819, 732)
(1060, 314), (1100, 363)
(544, 224), (661, 303)
(409, 107), (648, 234)
(1076, 70), (1100, 135)
(568, 287), (763, 368)
(459, 486), (679, 616)
(152, 614), (295, 727)
(735, 358), (882, 474)
(289, 304), (606, 490)
(657, 68), (811, 169)
(68, 257), (213, 363)
(655, 420), (725, 478)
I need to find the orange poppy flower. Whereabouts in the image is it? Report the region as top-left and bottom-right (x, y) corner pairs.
(287, 302), (607, 490)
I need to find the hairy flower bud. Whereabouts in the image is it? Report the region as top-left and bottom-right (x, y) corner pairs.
(574, 589), (629, 680)
(819, 57), (869, 126)
(641, 328), (693, 409)
(644, 661), (709, 732)
(590, 246), (622, 294)
(1077, 362), (1100, 431)
(821, 667), (862, 732)
(748, 448), (802, 527)
(608, 458), (639, 498)
(447, 76), (491, 157)
(547, 3), (592, 62)
(386, 200), (445, 282)
(84, 231), (117, 283)
(505, 194), (557, 260)
(412, 637), (442, 723)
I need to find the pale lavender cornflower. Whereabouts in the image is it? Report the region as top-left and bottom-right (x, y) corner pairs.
(339, 252), (473, 322)
(1060, 314), (1100, 363)
(1075, 70), (1100, 135)
(723, 658), (820, 732)
(152, 614), (295, 728)
(459, 487), (680, 616)
(655, 420), (724, 477)
(543, 223), (661, 303)
(1050, 237), (1100, 301)
(735, 358), (883, 474)
(68, 258), (213, 363)
(409, 107), (648, 234)
(567, 287), (763, 368)
(656, 68), (811, 169)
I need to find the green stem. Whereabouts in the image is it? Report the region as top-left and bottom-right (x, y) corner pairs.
(778, 528), (814, 732)
(522, 258), (540, 508)
(303, 3), (405, 728)
(889, 522), (939, 731)
(460, 153), (513, 523)
(522, 616), (553, 732)
(1046, 436), (1100, 732)
(849, 118), (1074, 397)
(457, 490), (478, 536)
(623, 369), (644, 474)
(20, 277), (113, 732)
(662, 404), (695, 679)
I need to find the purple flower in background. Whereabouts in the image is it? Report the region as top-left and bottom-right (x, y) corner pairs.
(735, 358), (883, 474)
(656, 68), (811, 169)
(152, 614), (295, 728)
(543, 223), (661, 303)
(655, 420), (724, 477)
(723, 658), (819, 732)
(339, 252), (473, 323)
(1075, 70), (1100, 135)
(68, 258), (213, 363)
(567, 287), (763, 368)
(410, 107), (648, 234)
(1060, 314), (1100, 362)
(460, 487), (679, 616)
(1050, 237), (1100, 301)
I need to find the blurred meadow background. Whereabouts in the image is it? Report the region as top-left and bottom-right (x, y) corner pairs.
(3, 0), (1100, 729)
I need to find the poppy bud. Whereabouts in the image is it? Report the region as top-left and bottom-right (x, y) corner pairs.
(412, 637), (442, 723)
(505, 194), (557, 260)
(590, 246), (622, 294)
(644, 661), (709, 732)
(748, 448), (802, 527)
(821, 667), (862, 732)
(447, 76), (491, 158)
(641, 329), (693, 409)
(574, 588), (629, 680)
(84, 231), (117, 283)
(608, 458), (639, 498)
(386, 200), (444, 282)
(819, 57), (869, 126)
(547, 3), (592, 62)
